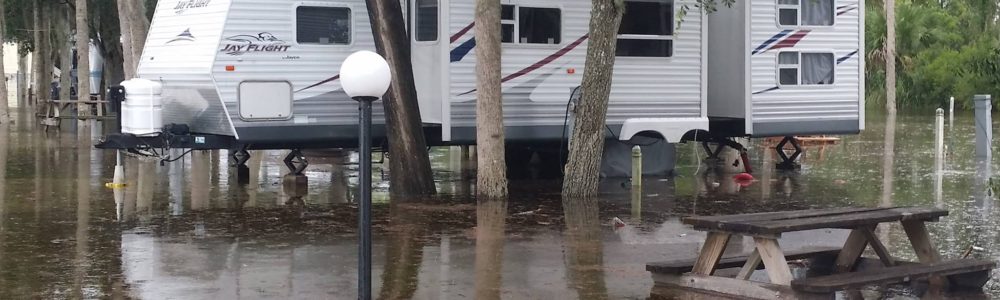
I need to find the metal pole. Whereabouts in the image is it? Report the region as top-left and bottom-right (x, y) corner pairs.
(356, 97), (375, 300)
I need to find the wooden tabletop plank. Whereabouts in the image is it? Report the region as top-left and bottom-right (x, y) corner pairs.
(685, 207), (948, 235)
(740, 207), (948, 235)
(683, 207), (887, 230)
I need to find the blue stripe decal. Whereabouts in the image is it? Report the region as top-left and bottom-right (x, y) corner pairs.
(450, 38), (477, 62)
(752, 30), (793, 55)
(837, 50), (859, 64)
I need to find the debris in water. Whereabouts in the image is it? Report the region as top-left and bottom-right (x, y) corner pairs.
(612, 217), (626, 228)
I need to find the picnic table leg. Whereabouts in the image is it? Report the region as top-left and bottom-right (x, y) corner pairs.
(901, 220), (941, 263)
(902, 220), (947, 287)
(860, 226), (895, 267)
(753, 237), (793, 285)
(834, 228), (869, 273)
(736, 248), (761, 280)
(691, 232), (731, 275)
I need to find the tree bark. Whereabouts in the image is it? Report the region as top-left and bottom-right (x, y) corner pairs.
(31, 0), (42, 111)
(561, 0), (625, 198)
(126, 0), (150, 63)
(885, 0), (896, 114)
(0, 0), (10, 123)
(116, 0), (135, 79)
(363, 0), (437, 197)
(59, 5), (73, 103)
(474, 0), (508, 199)
(474, 198), (507, 300)
(76, 0), (92, 116)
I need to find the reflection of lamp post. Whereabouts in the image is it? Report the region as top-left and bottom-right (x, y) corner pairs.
(340, 50), (391, 300)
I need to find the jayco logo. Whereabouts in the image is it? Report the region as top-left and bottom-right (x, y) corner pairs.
(175, 0), (211, 14)
(219, 32), (291, 56)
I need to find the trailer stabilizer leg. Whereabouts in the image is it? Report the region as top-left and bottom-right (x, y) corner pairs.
(283, 149), (309, 175)
(231, 148), (251, 185)
(775, 136), (802, 170)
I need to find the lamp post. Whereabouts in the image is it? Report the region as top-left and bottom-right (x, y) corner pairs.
(340, 50), (392, 300)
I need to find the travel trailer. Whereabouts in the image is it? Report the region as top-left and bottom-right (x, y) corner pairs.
(705, 0), (864, 167)
(110, 0), (707, 145)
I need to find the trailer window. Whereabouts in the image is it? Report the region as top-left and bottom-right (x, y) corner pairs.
(519, 7), (561, 44)
(616, 0), (674, 58)
(415, 0), (438, 41)
(499, 5), (561, 44)
(778, 52), (835, 85)
(777, 0), (835, 27)
(297, 6), (351, 45)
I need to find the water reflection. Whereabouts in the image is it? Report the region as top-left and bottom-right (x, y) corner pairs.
(562, 197), (608, 299)
(473, 198), (506, 299)
(4, 111), (1000, 298)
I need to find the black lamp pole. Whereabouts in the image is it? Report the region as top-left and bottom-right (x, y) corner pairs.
(355, 95), (378, 300)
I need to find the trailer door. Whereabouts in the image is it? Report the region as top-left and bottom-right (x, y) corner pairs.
(410, 0), (444, 125)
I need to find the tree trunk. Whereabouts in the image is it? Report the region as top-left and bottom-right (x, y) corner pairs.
(473, 198), (507, 299)
(363, 0), (437, 197)
(885, 0), (896, 114)
(31, 1), (42, 111)
(116, 0), (135, 79)
(76, 0), (91, 116)
(377, 204), (427, 300)
(0, 1), (10, 123)
(59, 6), (73, 104)
(126, 0), (150, 63)
(473, 0), (508, 199)
(17, 51), (27, 108)
(561, 0), (625, 198)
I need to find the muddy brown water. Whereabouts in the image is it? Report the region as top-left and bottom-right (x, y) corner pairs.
(0, 111), (998, 299)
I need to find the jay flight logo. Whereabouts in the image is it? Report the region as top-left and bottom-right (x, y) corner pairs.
(220, 32), (291, 56)
(174, 0), (211, 14)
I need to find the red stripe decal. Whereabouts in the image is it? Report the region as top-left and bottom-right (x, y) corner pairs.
(501, 35), (588, 83)
(767, 30), (810, 52)
(450, 23), (475, 43)
(295, 74), (340, 93)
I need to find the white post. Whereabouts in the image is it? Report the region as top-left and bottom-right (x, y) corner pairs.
(948, 96), (955, 130)
(935, 108), (944, 171)
(631, 145), (642, 186)
(974, 95), (992, 161)
(112, 150), (124, 185)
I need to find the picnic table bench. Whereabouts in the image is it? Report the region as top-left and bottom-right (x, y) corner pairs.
(647, 207), (995, 299)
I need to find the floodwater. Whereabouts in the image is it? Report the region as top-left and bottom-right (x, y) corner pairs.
(0, 109), (999, 299)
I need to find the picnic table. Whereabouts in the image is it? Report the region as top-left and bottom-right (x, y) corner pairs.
(647, 207), (995, 299)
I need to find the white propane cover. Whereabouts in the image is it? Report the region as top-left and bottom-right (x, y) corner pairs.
(120, 78), (164, 136)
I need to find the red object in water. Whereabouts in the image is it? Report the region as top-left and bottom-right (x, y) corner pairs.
(733, 173), (755, 187)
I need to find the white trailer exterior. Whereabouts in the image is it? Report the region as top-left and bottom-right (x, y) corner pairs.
(137, 0), (708, 147)
(707, 0), (864, 137)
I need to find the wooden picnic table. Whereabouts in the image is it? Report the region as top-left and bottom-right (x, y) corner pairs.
(647, 207), (995, 298)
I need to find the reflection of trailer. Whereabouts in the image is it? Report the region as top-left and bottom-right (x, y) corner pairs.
(99, 0), (710, 176)
(705, 0), (864, 169)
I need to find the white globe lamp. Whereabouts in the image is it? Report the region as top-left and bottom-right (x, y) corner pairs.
(340, 50), (391, 101)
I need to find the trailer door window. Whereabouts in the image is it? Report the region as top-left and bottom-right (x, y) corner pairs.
(415, 0), (438, 42)
(778, 52), (835, 85)
(297, 6), (351, 45)
(778, 0), (835, 27)
(501, 5), (515, 43)
(616, 0), (674, 58)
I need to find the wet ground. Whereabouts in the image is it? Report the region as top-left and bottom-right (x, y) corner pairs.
(0, 109), (998, 299)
